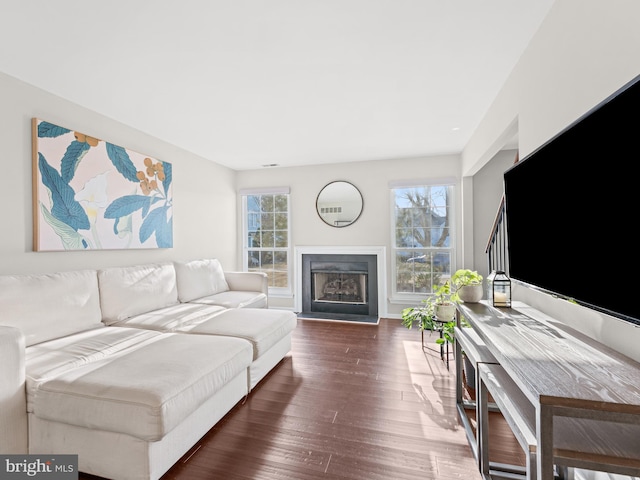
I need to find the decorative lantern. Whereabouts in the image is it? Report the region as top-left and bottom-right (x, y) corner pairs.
(487, 270), (511, 308)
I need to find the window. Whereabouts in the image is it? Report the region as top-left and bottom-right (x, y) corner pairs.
(391, 182), (454, 298)
(242, 189), (291, 294)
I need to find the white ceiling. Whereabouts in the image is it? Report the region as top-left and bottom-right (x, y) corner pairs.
(0, 1), (554, 170)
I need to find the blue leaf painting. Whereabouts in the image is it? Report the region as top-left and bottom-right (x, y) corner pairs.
(34, 118), (174, 251)
(104, 195), (161, 219)
(105, 143), (139, 182)
(60, 140), (91, 183)
(139, 205), (171, 244)
(38, 121), (71, 138)
(162, 161), (173, 193)
(38, 153), (90, 231)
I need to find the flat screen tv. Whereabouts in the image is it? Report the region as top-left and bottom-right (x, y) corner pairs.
(503, 73), (640, 327)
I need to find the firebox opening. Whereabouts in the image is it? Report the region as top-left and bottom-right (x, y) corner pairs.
(313, 271), (367, 305)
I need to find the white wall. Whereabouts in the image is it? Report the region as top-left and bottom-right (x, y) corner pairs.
(236, 155), (463, 314)
(462, 0), (640, 365)
(0, 72), (238, 275)
(471, 149), (517, 280)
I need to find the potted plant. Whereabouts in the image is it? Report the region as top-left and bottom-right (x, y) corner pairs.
(402, 269), (483, 331)
(401, 283), (456, 368)
(401, 280), (457, 332)
(451, 269), (483, 303)
(432, 281), (458, 321)
(402, 272), (481, 387)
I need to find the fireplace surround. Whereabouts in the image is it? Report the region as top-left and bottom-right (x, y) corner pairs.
(295, 246), (387, 321)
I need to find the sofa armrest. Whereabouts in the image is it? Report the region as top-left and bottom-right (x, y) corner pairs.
(224, 271), (268, 295)
(0, 325), (28, 453)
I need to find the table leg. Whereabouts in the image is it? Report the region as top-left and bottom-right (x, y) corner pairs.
(478, 366), (490, 476)
(536, 405), (554, 480)
(445, 340), (449, 370)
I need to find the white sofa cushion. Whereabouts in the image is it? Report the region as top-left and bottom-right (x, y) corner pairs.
(110, 303), (227, 332)
(174, 259), (229, 303)
(177, 308), (297, 360)
(25, 327), (162, 412)
(0, 270), (102, 346)
(189, 291), (267, 309)
(32, 333), (253, 442)
(98, 263), (179, 325)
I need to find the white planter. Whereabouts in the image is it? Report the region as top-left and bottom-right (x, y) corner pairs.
(458, 284), (483, 303)
(435, 303), (456, 321)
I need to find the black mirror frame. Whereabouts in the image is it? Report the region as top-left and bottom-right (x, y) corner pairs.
(315, 180), (364, 228)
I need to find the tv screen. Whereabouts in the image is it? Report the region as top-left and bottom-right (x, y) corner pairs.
(504, 74), (640, 326)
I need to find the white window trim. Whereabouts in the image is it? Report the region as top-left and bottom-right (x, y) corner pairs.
(241, 190), (292, 296)
(389, 182), (456, 303)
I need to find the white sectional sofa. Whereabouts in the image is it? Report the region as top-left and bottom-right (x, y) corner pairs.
(0, 259), (297, 480)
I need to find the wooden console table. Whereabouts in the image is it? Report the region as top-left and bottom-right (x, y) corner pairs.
(455, 300), (640, 480)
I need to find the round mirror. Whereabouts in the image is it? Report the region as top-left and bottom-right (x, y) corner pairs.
(316, 181), (363, 227)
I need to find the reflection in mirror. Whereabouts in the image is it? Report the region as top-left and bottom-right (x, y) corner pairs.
(316, 181), (363, 227)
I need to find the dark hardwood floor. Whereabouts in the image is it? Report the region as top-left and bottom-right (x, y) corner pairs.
(81, 318), (523, 479)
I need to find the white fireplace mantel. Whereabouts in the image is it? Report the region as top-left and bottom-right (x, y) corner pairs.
(294, 245), (387, 317)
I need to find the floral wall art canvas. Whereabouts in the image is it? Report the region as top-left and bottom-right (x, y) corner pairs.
(32, 118), (173, 251)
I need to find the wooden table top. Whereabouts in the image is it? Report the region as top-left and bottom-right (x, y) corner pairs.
(457, 301), (640, 415)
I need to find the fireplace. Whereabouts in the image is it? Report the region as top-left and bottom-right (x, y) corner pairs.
(301, 253), (378, 318)
(313, 271), (367, 305)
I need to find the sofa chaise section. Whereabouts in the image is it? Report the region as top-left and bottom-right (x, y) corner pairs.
(29, 331), (252, 480)
(117, 306), (297, 390)
(101, 261), (297, 390)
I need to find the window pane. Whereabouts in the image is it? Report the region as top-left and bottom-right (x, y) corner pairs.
(247, 231), (260, 248)
(247, 251), (260, 270)
(430, 226), (450, 247)
(261, 231), (274, 248)
(261, 212), (274, 229)
(274, 230), (288, 248)
(395, 227), (412, 248)
(247, 196), (261, 213)
(260, 250), (273, 268)
(412, 227), (429, 247)
(410, 207), (430, 228)
(247, 212), (260, 231)
(433, 252), (451, 278)
(274, 212), (287, 229)
(396, 251), (430, 294)
(261, 196), (274, 212)
(273, 251), (288, 288)
(274, 195), (288, 212)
